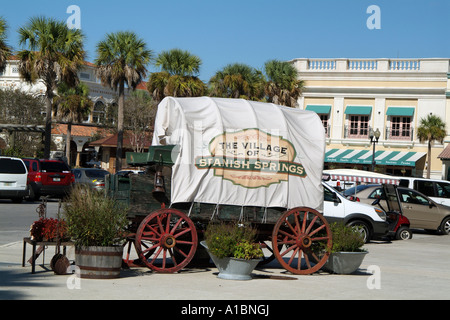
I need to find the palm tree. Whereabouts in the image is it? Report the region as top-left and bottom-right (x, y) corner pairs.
(17, 16), (85, 159)
(95, 31), (152, 172)
(209, 63), (265, 101)
(417, 114), (447, 178)
(54, 82), (93, 165)
(0, 17), (12, 74)
(155, 48), (201, 76)
(147, 49), (206, 103)
(264, 59), (304, 107)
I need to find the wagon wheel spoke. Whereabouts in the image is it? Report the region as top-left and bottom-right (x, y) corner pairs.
(272, 207), (332, 275)
(279, 243), (297, 257)
(135, 209), (198, 273)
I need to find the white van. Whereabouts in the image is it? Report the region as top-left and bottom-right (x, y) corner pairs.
(0, 156), (29, 203)
(322, 181), (389, 242)
(396, 177), (450, 206)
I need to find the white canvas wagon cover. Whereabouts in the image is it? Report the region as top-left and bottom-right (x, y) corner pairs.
(152, 97), (325, 211)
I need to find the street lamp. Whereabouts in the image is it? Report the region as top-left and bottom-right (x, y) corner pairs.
(369, 128), (380, 172)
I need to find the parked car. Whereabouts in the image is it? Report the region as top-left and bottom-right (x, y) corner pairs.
(22, 158), (74, 200)
(395, 177), (450, 207)
(346, 184), (450, 235)
(72, 168), (110, 191)
(322, 182), (389, 242)
(116, 169), (145, 177)
(0, 156), (29, 203)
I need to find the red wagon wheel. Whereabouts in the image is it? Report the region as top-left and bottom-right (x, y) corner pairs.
(272, 207), (332, 275)
(135, 208), (198, 273)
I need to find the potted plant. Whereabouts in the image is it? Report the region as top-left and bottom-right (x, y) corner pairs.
(63, 185), (129, 279)
(200, 222), (263, 280)
(321, 222), (368, 274)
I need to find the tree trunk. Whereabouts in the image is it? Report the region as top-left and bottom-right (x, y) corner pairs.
(66, 122), (72, 166)
(427, 140), (432, 178)
(115, 80), (125, 173)
(43, 91), (53, 159)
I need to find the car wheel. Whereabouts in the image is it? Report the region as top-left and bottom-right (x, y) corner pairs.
(439, 217), (450, 235)
(347, 220), (371, 243)
(27, 187), (38, 201)
(396, 226), (413, 240)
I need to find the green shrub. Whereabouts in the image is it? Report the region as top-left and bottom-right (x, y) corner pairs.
(329, 222), (366, 253)
(63, 185), (129, 248)
(204, 222), (263, 260)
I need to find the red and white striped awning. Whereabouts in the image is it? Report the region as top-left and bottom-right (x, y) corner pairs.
(323, 169), (400, 185)
(325, 174), (400, 185)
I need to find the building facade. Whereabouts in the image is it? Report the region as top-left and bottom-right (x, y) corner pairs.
(291, 58), (450, 179)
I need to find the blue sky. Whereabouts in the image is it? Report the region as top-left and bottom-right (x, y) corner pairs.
(1, 0), (449, 82)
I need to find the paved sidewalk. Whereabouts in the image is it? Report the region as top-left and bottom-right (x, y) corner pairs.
(1, 232), (450, 300)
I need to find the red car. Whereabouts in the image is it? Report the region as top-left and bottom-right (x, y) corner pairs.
(22, 158), (74, 201)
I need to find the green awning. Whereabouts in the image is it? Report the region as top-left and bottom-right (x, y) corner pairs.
(386, 107), (415, 117)
(305, 105), (331, 114)
(325, 149), (426, 167)
(344, 106), (372, 115)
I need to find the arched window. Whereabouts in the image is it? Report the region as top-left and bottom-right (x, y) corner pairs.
(93, 101), (106, 124)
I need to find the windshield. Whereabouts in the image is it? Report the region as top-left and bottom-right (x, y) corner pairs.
(344, 184), (379, 196)
(85, 170), (109, 178)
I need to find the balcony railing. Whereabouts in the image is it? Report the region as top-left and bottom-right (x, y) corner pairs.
(292, 58), (449, 73)
(385, 127), (414, 141)
(344, 125), (370, 140)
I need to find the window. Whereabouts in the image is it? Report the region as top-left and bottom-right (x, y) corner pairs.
(93, 101), (106, 124)
(85, 170), (109, 178)
(398, 189), (429, 206)
(79, 72), (90, 80)
(319, 114), (329, 137)
(0, 159), (26, 174)
(348, 115), (369, 139)
(40, 161), (70, 173)
(368, 188), (384, 199)
(435, 182), (450, 199)
(323, 185), (336, 202)
(414, 180), (435, 197)
(390, 116), (412, 140)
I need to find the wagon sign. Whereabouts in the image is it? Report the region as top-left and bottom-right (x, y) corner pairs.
(196, 128), (307, 188)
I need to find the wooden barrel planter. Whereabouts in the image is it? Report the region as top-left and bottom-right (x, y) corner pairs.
(75, 246), (123, 279)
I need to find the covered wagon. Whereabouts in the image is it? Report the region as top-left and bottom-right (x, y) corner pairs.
(108, 97), (332, 274)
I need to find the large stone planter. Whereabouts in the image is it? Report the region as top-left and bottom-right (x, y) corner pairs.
(75, 246), (123, 279)
(200, 241), (261, 280)
(322, 251), (368, 274)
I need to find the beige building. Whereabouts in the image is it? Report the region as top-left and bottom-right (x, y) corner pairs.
(291, 58), (450, 179)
